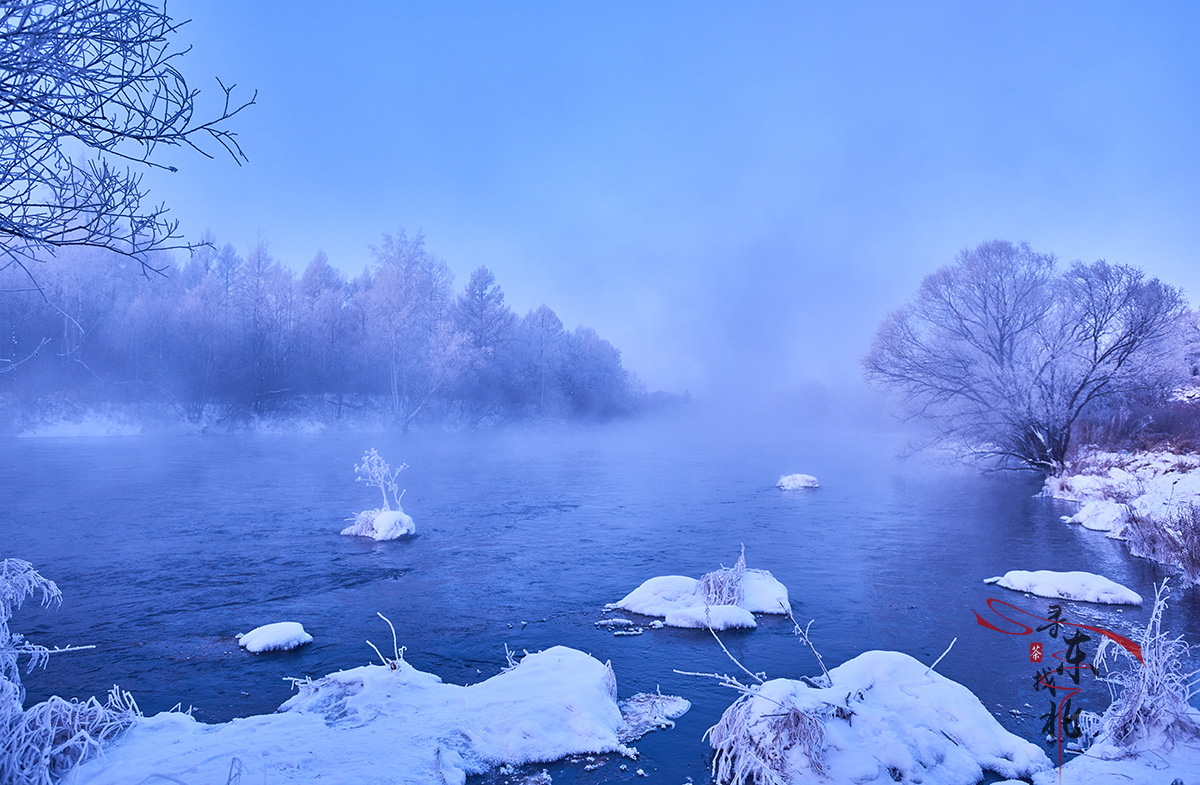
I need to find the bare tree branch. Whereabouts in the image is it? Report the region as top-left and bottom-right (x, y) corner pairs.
(0, 0), (255, 289)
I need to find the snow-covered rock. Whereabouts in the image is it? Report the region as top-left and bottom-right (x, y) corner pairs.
(707, 650), (1050, 785)
(613, 555), (790, 630)
(777, 473), (819, 490)
(983, 570), (1142, 605)
(75, 646), (680, 785)
(237, 622), (313, 653)
(341, 508), (415, 540)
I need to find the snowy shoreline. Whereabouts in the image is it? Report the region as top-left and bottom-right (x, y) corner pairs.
(1042, 448), (1200, 586)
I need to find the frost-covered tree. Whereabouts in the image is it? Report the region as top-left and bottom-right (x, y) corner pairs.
(517, 304), (566, 415)
(362, 231), (465, 425)
(454, 266), (517, 418)
(864, 240), (1187, 473)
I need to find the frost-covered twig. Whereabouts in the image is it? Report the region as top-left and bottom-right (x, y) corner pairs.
(706, 625), (766, 685)
(679, 610), (838, 784)
(926, 637), (957, 676)
(704, 684), (832, 784)
(366, 612), (405, 669)
(780, 602), (832, 687)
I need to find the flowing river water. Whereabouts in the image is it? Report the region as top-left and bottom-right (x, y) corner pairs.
(4, 410), (1196, 783)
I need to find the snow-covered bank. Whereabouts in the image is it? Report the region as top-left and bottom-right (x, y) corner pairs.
(75, 646), (683, 785)
(984, 570), (1142, 605)
(705, 650), (1050, 784)
(1043, 449), (1200, 584)
(611, 551), (790, 630)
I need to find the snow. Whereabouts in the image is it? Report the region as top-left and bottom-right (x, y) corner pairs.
(777, 473), (819, 490)
(614, 567), (789, 630)
(983, 570), (1142, 605)
(1063, 499), (1127, 532)
(75, 646), (681, 785)
(664, 603), (757, 630)
(1033, 736), (1200, 785)
(340, 508), (415, 540)
(1044, 449), (1200, 536)
(236, 622), (313, 653)
(708, 650), (1050, 784)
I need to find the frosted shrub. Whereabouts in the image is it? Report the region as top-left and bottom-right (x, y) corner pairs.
(699, 548), (747, 606)
(1, 559), (137, 785)
(1082, 580), (1200, 755)
(355, 448), (407, 511)
(1124, 504), (1200, 588)
(707, 689), (831, 784)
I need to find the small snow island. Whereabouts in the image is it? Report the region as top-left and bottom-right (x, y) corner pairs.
(341, 448), (416, 541)
(777, 473), (819, 490)
(610, 550), (790, 631)
(984, 569), (1142, 605)
(237, 622), (313, 653)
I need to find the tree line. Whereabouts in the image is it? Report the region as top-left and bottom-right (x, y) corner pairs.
(0, 231), (647, 427)
(864, 240), (1200, 474)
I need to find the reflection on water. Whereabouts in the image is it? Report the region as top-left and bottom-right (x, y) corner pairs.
(3, 409), (1194, 782)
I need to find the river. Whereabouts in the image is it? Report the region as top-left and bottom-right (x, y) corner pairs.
(3, 409), (1193, 783)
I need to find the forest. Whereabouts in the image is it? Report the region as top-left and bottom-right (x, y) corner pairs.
(0, 231), (652, 430)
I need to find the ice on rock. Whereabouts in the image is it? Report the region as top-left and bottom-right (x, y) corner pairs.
(777, 473), (819, 490)
(1065, 500), (1127, 532)
(237, 622), (313, 653)
(341, 508), (416, 540)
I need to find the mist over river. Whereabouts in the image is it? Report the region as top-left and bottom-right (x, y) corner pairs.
(4, 409), (1195, 783)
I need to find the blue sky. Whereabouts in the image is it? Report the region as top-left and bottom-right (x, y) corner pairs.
(149, 2), (1200, 397)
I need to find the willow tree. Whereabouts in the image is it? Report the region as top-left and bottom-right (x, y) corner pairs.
(864, 240), (1187, 473)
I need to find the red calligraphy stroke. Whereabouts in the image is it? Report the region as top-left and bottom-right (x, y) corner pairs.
(973, 598), (1142, 663)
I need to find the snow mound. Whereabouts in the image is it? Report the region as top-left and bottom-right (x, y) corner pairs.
(613, 552), (789, 630)
(708, 650), (1050, 785)
(75, 646), (679, 785)
(341, 508), (415, 540)
(1064, 499), (1127, 532)
(984, 570), (1142, 605)
(237, 622), (313, 653)
(777, 473), (819, 490)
